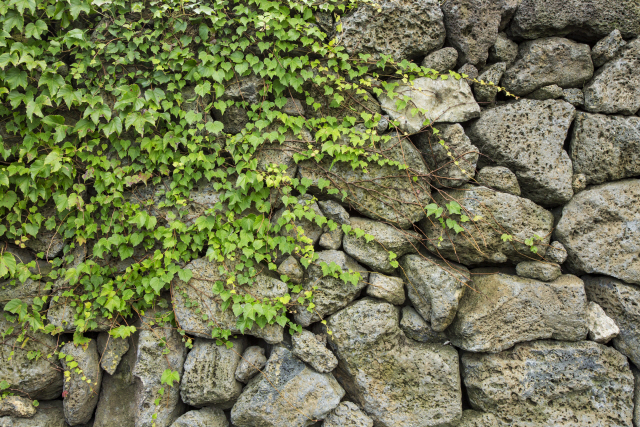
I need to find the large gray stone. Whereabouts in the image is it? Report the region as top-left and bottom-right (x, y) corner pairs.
(399, 306), (448, 343)
(583, 275), (640, 368)
(96, 332), (129, 375)
(327, 298), (462, 427)
(527, 84), (563, 100)
(591, 29), (626, 68)
(0, 396), (36, 418)
(569, 112), (640, 185)
(586, 301), (619, 344)
(399, 253), (470, 331)
(443, 410), (499, 427)
(60, 340), (102, 426)
(584, 38), (640, 115)
(291, 330), (338, 373)
(634, 367), (640, 427)
(230, 346), (344, 427)
(366, 273), (405, 305)
(421, 48), (458, 73)
(235, 346), (266, 384)
(461, 340), (635, 426)
(515, 261), (562, 282)
(342, 217), (421, 274)
(419, 185), (554, 266)
(475, 166), (520, 196)
(467, 99), (575, 206)
(502, 37), (593, 96)
(0, 400), (67, 427)
(0, 278), (49, 308)
(509, 0), (640, 41)
(473, 62), (506, 103)
(322, 402), (373, 427)
(556, 179), (640, 284)
(171, 407), (229, 427)
(447, 271), (588, 352)
(488, 33), (518, 65)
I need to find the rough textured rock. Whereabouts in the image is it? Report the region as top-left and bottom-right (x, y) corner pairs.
(586, 301), (619, 343)
(556, 180), (640, 284)
(509, 0), (640, 41)
(172, 257), (286, 343)
(572, 173), (587, 194)
(527, 84), (563, 100)
(235, 346), (267, 384)
(230, 346), (344, 427)
(488, 33), (518, 65)
(318, 228), (342, 250)
(562, 88), (584, 107)
(475, 166), (520, 196)
(322, 402), (373, 427)
(634, 367), (640, 427)
(591, 29), (626, 68)
(458, 63), (479, 80)
(60, 340), (102, 426)
(0, 318), (63, 400)
(583, 275), (640, 368)
(515, 261), (562, 282)
(0, 278), (49, 308)
(277, 256), (304, 284)
(569, 112), (640, 185)
(421, 48), (458, 72)
(399, 306), (448, 343)
(274, 197), (324, 246)
(379, 77), (480, 134)
(468, 99), (575, 206)
(448, 271), (588, 352)
(171, 407), (229, 427)
(0, 397), (36, 418)
(342, 217), (420, 274)
(461, 340), (635, 426)
(415, 124), (478, 188)
(584, 38), (640, 115)
(444, 410), (499, 427)
(0, 400), (67, 427)
(441, 0), (502, 67)
(327, 298), (462, 427)
(502, 37), (593, 96)
(317, 200), (350, 226)
(291, 330), (338, 373)
(473, 63), (506, 103)
(96, 333), (129, 376)
(337, 0), (445, 65)
(546, 241), (568, 264)
(399, 253), (470, 331)
(365, 273), (405, 305)
(180, 338), (246, 409)
(420, 185), (554, 266)
(293, 250), (369, 326)
(212, 75), (263, 134)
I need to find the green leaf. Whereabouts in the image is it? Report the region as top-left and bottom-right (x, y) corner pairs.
(0, 191), (17, 208)
(69, 0), (91, 20)
(161, 369), (180, 387)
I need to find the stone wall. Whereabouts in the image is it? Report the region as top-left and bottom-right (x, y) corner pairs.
(2, 0), (640, 426)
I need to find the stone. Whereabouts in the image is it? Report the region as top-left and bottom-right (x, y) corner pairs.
(634, 367), (640, 427)
(293, 250), (369, 326)
(442, 0), (502, 67)
(336, 0), (445, 65)
(447, 271), (588, 352)
(0, 318), (63, 400)
(317, 200), (350, 226)
(458, 63), (479, 80)
(444, 410), (499, 427)
(515, 261), (562, 281)
(180, 338), (246, 409)
(583, 275), (640, 368)
(327, 298), (462, 427)
(273, 197), (324, 246)
(281, 98), (305, 116)
(60, 340), (102, 426)
(0, 400), (67, 427)
(497, 0), (520, 31)
(475, 166), (520, 196)
(467, 99), (575, 206)
(399, 253), (470, 331)
(415, 124), (478, 188)
(96, 332), (129, 375)
(0, 278), (49, 308)
(0, 397), (36, 418)
(379, 77), (480, 134)
(47, 293), (113, 333)
(342, 217), (420, 274)
(235, 346), (267, 384)
(488, 33), (518, 65)
(399, 306), (448, 343)
(545, 241), (568, 264)
(509, 0), (640, 41)
(419, 185), (554, 266)
(365, 273), (405, 305)
(322, 402), (373, 427)
(584, 38), (640, 115)
(230, 346), (344, 427)
(473, 63), (506, 103)
(172, 257), (287, 343)
(277, 256), (304, 284)
(562, 88), (584, 107)
(591, 29), (626, 68)
(421, 47), (458, 73)
(171, 407), (229, 427)
(318, 229), (342, 250)
(527, 84), (563, 100)
(502, 37), (593, 96)
(556, 180), (640, 284)
(569, 112), (640, 185)
(571, 173), (587, 193)
(291, 330), (338, 373)
(586, 301), (620, 343)
(461, 340), (635, 426)
(212, 75), (263, 134)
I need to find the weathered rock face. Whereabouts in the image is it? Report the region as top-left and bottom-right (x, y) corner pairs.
(97, 332), (129, 375)
(365, 273), (405, 305)
(180, 338), (246, 409)
(475, 166), (520, 196)
(591, 29), (626, 68)
(327, 298), (462, 427)
(322, 402), (373, 427)
(634, 367), (640, 427)
(230, 346), (344, 427)
(527, 84), (563, 100)
(291, 329), (338, 373)
(474, 62), (506, 103)
(0, 278), (49, 308)
(448, 271), (588, 352)
(569, 112), (640, 185)
(586, 301), (619, 344)
(583, 275), (640, 368)
(515, 261), (562, 282)
(556, 179), (640, 284)
(337, 0), (445, 64)
(400, 306), (448, 344)
(461, 340), (635, 426)
(488, 32), (518, 65)
(0, 396), (36, 418)
(212, 75), (263, 134)
(422, 48), (459, 73)
(420, 185), (554, 266)
(60, 340), (102, 426)
(562, 88), (584, 107)
(546, 241), (568, 264)
(0, 400), (67, 427)
(444, 410), (499, 427)
(171, 407), (229, 427)
(467, 99), (575, 206)
(509, 0), (640, 41)
(235, 346), (266, 384)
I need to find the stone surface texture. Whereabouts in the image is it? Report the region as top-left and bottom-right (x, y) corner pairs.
(586, 301), (620, 343)
(365, 273), (405, 305)
(235, 346), (267, 384)
(170, 407), (229, 427)
(400, 306), (448, 343)
(475, 166), (521, 196)
(291, 329), (338, 373)
(515, 261), (562, 282)
(422, 48), (459, 72)
(591, 29), (626, 68)
(322, 401), (373, 427)
(60, 340), (102, 426)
